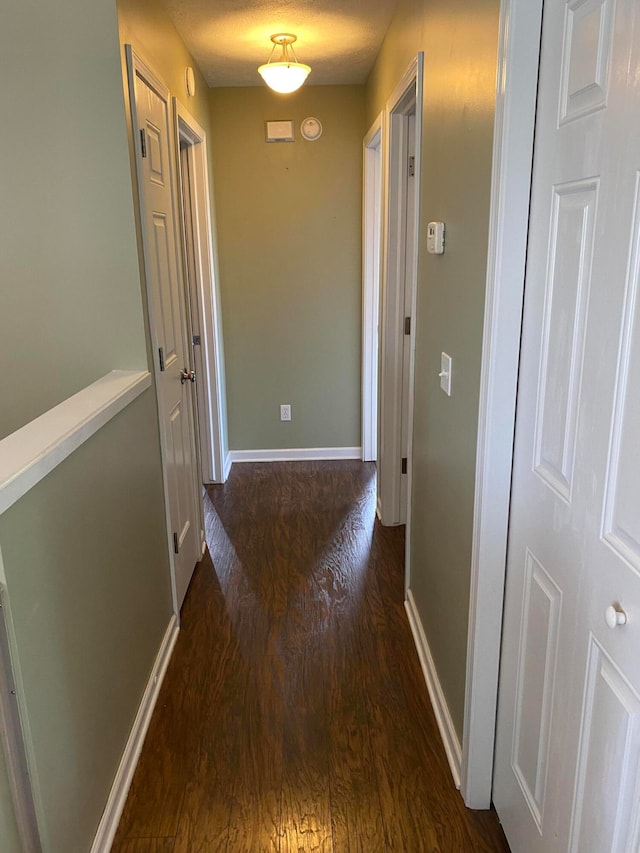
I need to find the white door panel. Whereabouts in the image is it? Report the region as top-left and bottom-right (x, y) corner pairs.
(494, 0), (640, 850)
(128, 51), (200, 610)
(568, 639), (640, 853)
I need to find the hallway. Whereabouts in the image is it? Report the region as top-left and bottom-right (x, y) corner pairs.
(112, 461), (509, 852)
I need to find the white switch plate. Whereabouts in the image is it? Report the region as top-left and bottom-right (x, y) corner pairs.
(439, 352), (452, 395)
(427, 221), (445, 254)
(280, 404), (291, 421)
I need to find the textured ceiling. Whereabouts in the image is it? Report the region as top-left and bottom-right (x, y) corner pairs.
(161, 0), (399, 87)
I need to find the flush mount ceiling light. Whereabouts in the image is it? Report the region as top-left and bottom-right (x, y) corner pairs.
(258, 33), (311, 94)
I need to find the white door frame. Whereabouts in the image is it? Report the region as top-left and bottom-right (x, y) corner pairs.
(362, 112), (384, 463)
(378, 54), (424, 530)
(461, 0), (544, 808)
(125, 46), (203, 617)
(173, 100), (228, 486)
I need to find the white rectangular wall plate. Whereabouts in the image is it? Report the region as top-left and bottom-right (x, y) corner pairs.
(439, 352), (452, 395)
(265, 120), (294, 142)
(427, 221), (445, 254)
(280, 404), (291, 421)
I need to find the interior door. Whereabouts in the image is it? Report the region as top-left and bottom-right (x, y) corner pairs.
(494, 1), (640, 850)
(127, 50), (200, 610)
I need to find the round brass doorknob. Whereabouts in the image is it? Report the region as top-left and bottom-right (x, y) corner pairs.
(604, 605), (627, 629)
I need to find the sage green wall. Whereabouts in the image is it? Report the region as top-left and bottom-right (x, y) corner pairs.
(210, 86), (365, 451)
(0, 397), (171, 853)
(0, 0), (173, 849)
(366, 0), (500, 738)
(0, 0), (148, 440)
(0, 749), (21, 853)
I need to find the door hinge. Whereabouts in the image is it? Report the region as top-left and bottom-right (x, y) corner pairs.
(401, 457), (408, 475)
(139, 128), (147, 159)
(408, 155), (415, 177)
(192, 334), (201, 346)
(173, 532), (179, 554)
(158, 346), (165, 372)
(404, 316), (411, 335)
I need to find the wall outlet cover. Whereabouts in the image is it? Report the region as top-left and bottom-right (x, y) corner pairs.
(280, 404), (291, 421)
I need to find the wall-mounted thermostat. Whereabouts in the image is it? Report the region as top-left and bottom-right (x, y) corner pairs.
(427, 221), (445, 254)
(301, 117), (322, 141)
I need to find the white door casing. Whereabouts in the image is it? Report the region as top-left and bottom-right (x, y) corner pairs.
(399, 111), (416, 526)
(126, 47), (200, 612)
(462, 0), (543, 808)
(494, 2), (640, 851)
(174, 100), (228, 486)
(378, 54), (423, 533)
(362, 112), (384, 464)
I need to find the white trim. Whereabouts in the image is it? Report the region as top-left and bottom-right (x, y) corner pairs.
(405, 590), (462, 788)
(90, 615), (179, 853)
(174, 100), (229, 485)
(0, 370), (151, 516)
(378, 55), (423, 527)
(387, 56), (421, 118)
(228, 447), (361, 464)
(362, 111), (384, 463)
(223, 451), (233, 480)
(403, 53), (424, 594)
(462, 0), (543, 809)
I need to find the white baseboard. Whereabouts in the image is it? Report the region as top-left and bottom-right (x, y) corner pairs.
(405, 590), (462, 788)
(227, 447), (362, 464)
(223, 451), (232, 481)
(90, 614), (179, 853)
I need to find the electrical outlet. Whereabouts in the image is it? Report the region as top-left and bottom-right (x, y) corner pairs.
(280, 404), (291, 422)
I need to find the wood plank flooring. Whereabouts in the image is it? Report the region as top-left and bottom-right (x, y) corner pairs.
(113, 461), (509, 852)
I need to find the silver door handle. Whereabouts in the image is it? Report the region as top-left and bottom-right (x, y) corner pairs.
(180, 368), (196, 384)
(604, 605), (627, 629)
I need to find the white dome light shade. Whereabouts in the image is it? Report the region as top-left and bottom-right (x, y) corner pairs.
(258, 61), (311, 94)
(258, 34), (311, 94)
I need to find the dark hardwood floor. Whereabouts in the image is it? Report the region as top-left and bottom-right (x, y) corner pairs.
(113, 461), (509, 852)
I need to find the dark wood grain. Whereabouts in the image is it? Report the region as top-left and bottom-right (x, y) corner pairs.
(111, 839), (175, 853)
(113, 461), (509, 852)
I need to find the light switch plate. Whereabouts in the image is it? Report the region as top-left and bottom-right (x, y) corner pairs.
(427, 221), (445, 254)
(440, 352), (452, 395)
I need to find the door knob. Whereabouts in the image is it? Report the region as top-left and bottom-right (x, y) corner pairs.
(604, 605), (627, 629)
(180, 368), (196, 384)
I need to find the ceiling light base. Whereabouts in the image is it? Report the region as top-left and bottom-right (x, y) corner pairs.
(271, 33), (297, 47)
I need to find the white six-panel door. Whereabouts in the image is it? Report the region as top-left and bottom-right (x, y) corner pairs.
(127, 49), (201, 610)
(494, 0), (640, 850)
